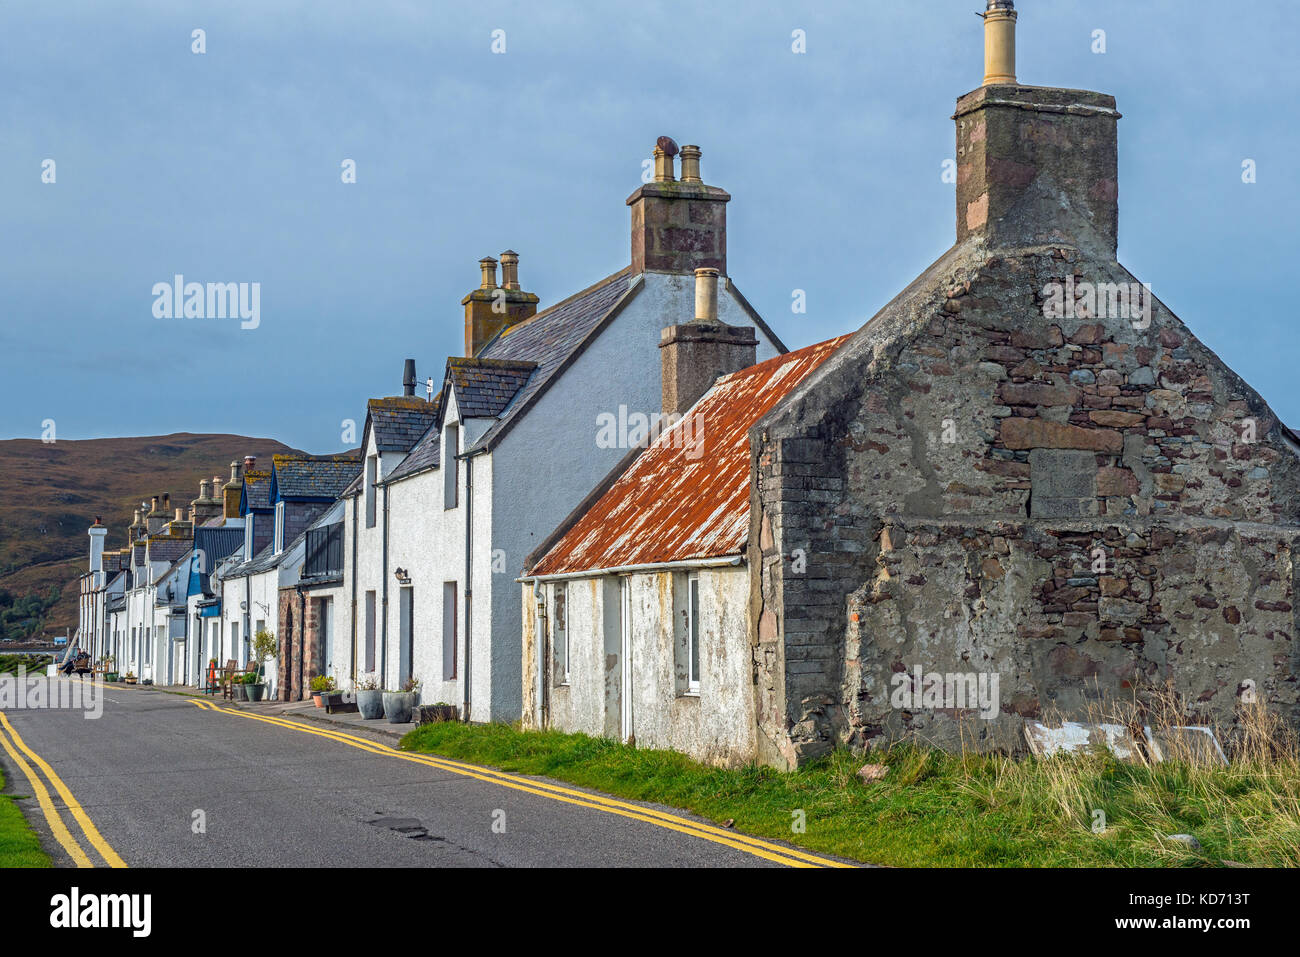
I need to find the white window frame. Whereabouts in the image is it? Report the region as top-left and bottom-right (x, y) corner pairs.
(686, 573), (700, 694)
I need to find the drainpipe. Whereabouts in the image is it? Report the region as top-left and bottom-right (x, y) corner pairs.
(462, 455), (472, 723)
(244, 574), (252, 667)
(381, 483), (389, 686)
(350, 494), (358, 683)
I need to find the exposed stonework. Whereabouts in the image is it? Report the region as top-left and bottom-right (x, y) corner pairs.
(748, 81), (1300, 768)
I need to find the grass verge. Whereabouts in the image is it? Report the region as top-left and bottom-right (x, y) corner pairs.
(0, 763), (52, 868)
(401, 717), (1300, 867)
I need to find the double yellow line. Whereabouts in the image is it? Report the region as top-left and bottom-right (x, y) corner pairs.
(0, 711), (126, 868)
(189, 698), (849, 868)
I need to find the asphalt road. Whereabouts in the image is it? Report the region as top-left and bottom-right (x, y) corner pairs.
(0, 679), (843, 868)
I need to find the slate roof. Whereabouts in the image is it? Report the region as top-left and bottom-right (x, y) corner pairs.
(447, 358), (537, 418)
(467, 268), (639, 454)
(241, 470), (273, 511)
(224, 499), (343, 577)
(270, 454), (361, 502)
(528, 335), (851, 576)
(145, 537), (192, 565)
(367, 396), (440, 453)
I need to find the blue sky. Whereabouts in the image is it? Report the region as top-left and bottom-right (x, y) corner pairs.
(3, 0), (1296, 453)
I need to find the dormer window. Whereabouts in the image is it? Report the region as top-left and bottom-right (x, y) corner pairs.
(274, 502), (285, 553)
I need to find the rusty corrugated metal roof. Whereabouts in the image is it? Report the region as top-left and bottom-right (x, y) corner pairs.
(529, 335), (850, 576)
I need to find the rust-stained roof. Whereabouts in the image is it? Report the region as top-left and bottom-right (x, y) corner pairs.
(528, 335), (851, 577)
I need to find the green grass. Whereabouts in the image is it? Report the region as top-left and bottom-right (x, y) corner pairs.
(400, 720), (1300, 867)
(0, 764), (51, 868)
(0, 654), (52, 676)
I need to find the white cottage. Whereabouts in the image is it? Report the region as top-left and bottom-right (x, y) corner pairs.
(339, 141), (786, 723)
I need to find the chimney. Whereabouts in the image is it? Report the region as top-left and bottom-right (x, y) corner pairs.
(129, 507), (144, 542)
(146, 495), (165, 534)
(223, 460), (244, 520)
(403, 358), (417, 397)
(628, 137), (729, 277)
(244, 455), (256, 471)
(174, 507), (185, 522)
(191, 477), (223, 526)
(88, 519), (107, 575)
(956, 1), (1120, 255)
(462, 253), (539, 357)
(659, 268), (756, 416)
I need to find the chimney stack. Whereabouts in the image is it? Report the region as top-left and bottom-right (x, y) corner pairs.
(244, 456), (256, 471)
(628, 138), (729, 277)
(462, 253), (539, 358)
(88, 520), (107, 575)
(223, 460), (244, 520)
(981, 0), (1017, 86)
(956, 2), (1119, 254)
(403, 359), (417, 397)
(659, 268), (756, 417)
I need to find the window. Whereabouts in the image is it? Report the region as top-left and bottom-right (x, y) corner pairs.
(442, 582), (457, 679)
(274, 502), (285, 553)
(364, 590), (376, 672)
(444, 425), (459, 509)
(231, 621), (240, 665)
(365, 456), (378, 529)
(244, 515), (255, 557)
(552, 583), (568, 685)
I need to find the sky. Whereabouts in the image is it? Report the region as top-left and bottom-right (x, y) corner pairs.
(3, 0), (1297, 454)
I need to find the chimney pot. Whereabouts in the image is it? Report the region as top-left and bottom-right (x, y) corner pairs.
(243, 456), (255, 471)
(479, 257), (499, 290)
(175, 507), (185, 521)
(694, 267), (720, 324)
(653, 146), (676, 183)
(499, 250), (521, 290)
(981, 0), (1017, 86)
(403, 358), (417, 397)
(679, 145), (702, 184)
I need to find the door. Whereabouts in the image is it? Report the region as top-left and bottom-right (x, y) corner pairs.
(398, 588), (413, 688)
(620, 578), (633, 743)
(322, 598), (334, 680)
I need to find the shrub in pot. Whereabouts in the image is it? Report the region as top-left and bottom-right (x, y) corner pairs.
(383, 678), (421, 724)
(354, 672), (384, 719)
(309, 674), (335, 707)
(244, 672), (265, 702)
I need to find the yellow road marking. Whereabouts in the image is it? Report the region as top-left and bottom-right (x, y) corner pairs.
(0, 713), (126, 868)
(0, 713), (92, 867)
(189, 699), (847, 868)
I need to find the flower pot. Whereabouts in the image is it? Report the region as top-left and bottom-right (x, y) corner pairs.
(321, 692), (356, 714)
(356, 689), (385, 720)
(232, 683), (247, 701)
(312, 691), (324, 708)
(246, 683), (265, 702)
(382, 691), (415, 724)
(124, 676), (137, 685)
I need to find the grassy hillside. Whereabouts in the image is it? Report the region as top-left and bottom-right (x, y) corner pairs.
(0, 433), (302, 638)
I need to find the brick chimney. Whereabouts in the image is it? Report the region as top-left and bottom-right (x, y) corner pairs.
(628, 138), (729, 277)
(462, 253), (539, 357)
(88, 519), (107, 575)
(659, 267), (756, 416)
(222, 460), (244, 520)
(955, 1), (1120, 255)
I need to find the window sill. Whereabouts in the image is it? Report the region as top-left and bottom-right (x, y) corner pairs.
(678, 689), (700, 699)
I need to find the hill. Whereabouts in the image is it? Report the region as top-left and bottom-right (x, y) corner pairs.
(0, 433), (304, 639)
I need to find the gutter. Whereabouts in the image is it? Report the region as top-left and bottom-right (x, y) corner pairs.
(519, 554), (743, 585)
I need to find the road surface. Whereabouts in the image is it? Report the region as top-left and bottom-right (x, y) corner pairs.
(0, 678), (845, 868)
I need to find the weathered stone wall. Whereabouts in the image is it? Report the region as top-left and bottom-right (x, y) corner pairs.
(752, 244), (1300, 764)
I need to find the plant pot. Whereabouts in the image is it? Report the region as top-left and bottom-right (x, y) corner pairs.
(383, 691), (415, 724)
(321, 692), (357, 714)
(414, 704), (459, 725)
(232, 683), (247, 701)
(311, 691), (324, 708)
(124, 677), (137, 685)
(246, 683), (265, 702)
(356, 689), (385, 720)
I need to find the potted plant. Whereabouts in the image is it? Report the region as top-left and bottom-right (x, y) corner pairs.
(383, 677), (421, 724)
(123, 671), (137, 685)
(415, 701), (459, 725)
(252, 629), (277, 696)
(354, 672), (384, 719)
(309, 674), (335, 708)
(243, 672), (265, 702)
(231, 676), (247, 700)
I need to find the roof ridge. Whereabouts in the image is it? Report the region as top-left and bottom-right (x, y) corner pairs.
(494, 266), (633, 342)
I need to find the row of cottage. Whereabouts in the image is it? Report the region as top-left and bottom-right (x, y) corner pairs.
(77, 6), (1300, 767)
